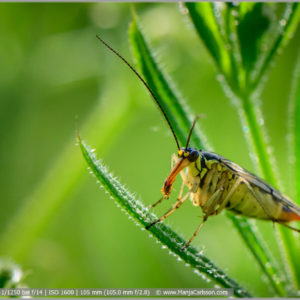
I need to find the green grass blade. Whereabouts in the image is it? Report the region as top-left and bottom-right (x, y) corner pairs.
(129, 13), (209, 151)
(185, 3), (231, 84)
(0, 87), (133, 260)
(130, 13), (284, 296)
(79, 138), (251, 297)
(236, 3), (270, 87)
(228, 214), (285, 296)
(250, 3), (300, 92)
(240, 95), (279, 185)
(287, 52), (300, 282)
(293, 56), (300, 207)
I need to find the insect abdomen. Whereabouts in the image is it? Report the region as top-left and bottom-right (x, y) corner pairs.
(194, 161), (284, 220)
(228, 184), (281, 220)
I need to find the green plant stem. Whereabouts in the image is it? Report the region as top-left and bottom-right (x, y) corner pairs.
(237, 92), (298, 293)
(240, 94), (277, 185)
(79, 139), (252, 297)
(287, 51), (300, 283)
(228, 214), (285, 296)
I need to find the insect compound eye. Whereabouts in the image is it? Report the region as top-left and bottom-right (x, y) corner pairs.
(188, 150), (199, 162)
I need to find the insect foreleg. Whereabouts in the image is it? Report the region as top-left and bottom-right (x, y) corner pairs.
(146, 190), (191, 230)
(216, 177), (242, 214)
(148, 195), (167, 209)
(177, 179), (186, 201)
(181, 215), (208, 250)
(171, 154), (177, 169)
(202, 189), (222, 215)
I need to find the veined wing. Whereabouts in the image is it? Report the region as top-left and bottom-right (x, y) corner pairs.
(219, 156), (300, 217)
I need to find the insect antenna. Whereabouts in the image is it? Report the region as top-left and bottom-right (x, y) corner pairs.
(184, 115), (201, 150)
(96, 35), (180, 151)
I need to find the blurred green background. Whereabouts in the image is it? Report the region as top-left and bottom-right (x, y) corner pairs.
(0, 3), (300, 296)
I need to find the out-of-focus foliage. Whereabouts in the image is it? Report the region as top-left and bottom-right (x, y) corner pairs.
(0, 258), (25, 288)
(0, 3), (300, 297)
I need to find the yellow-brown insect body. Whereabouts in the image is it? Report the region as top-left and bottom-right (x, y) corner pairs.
(165, 148), (300, 223)
(187, 153), (280, 220)
(95, 35), (300, 243)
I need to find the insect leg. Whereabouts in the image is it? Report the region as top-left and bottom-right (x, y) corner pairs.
(148, 195), (167, 209)
(277, 222), (300, 233)
(177, 179), (186, 201)
(202, 189), (222, 215)
(181, 215), (208, 250)
(146, 190), (191, 229)
(181, 190), (221, 250)
(216, 177), (242, 214)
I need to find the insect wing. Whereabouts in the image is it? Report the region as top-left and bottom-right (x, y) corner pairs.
(220, 157), (300, 218)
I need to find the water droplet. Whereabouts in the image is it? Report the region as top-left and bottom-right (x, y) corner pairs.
(280, 19), (287, 27)
(91, 148), (96, 153)
(242, 126), (249, 133)
(178, 2), (189, 15)
(216, 73), (225, 82)
(231, 9), (238, 17)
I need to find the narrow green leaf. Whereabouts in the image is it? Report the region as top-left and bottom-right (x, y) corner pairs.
(286, 52), (300, 282)
(129, 12), (209, 151)
(185, 3), (231, 82)
(79, 138), (251, 297)
(0, 258), (25, 288)
(130, 14), (284, 296)
(240, 95), (278, 186)
(212, 3), (240, 93)
(292, 47), (300, 208)
(228, 214), (285, 296)
(250, 3), (300, 91)
(237, 3), (270, 82)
